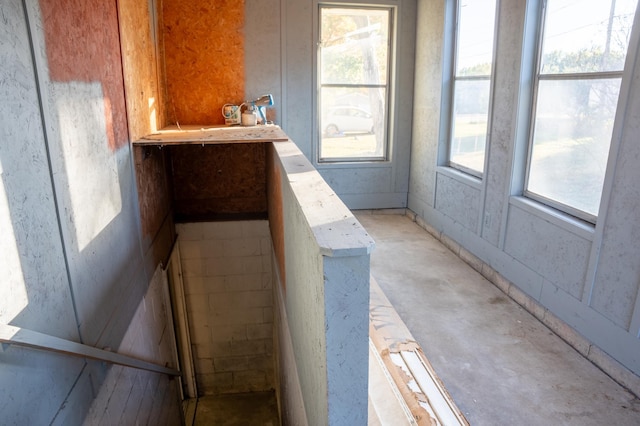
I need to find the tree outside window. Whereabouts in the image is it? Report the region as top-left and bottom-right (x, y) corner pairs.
(318, 6), (392, 162)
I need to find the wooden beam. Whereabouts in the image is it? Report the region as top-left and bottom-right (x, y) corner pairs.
(133, 124), (289, 146)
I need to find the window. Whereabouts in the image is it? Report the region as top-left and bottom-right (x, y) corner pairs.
(318, 5), (393, 162)
(526, 0), (637, 222)
(449, 0), (498, 176)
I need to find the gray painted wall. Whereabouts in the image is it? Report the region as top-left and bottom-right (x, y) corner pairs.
(0, 1), (179, 423)
(272, 141), (373, 425)
(409, 0), (640, 377)
(0, 3), (85, 423)
(246, 0), (418, 209)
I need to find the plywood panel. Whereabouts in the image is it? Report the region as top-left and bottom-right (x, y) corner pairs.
(118, 0), (168, 141)
(170, 143), (267, 220)
(39, 0), (128, 150)
(163, 0), (245, 125)
(133, 145), (172, 240)
(118, 0), (174, 259)
(135, 124), (289, 145)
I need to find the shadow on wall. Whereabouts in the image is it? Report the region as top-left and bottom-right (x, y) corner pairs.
(1, 0), (164, 423)
(6, 0), (145, 349)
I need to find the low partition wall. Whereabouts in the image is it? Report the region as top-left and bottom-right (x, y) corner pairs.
(267, 141), (375, 426)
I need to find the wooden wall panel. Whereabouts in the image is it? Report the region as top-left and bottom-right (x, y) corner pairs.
(170, 144), (267, 220)
(117, 0), (168, 141)
(133, 146), (172, 241)
(39, 0), (128, 151)
(163, 0), (245, 125)
(118, 0), (174, 253)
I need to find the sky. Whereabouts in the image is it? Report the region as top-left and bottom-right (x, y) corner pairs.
(456, 0), (638, 72)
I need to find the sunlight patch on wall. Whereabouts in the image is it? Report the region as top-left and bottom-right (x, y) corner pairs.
(55, 82), (123, 251)
(149, 97), (157, 132)
(40, 0), (128, 151)
(0, 165), (29, 324)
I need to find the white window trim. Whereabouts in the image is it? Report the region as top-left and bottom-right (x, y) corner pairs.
(446, 0), (500, 179)
(313, 1), (398, 166)
(522, 0), (635, 224)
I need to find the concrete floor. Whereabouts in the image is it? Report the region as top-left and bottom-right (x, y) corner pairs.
(190, 343), (415, 426)
(193, 391), (279, 425)
(356, 212), (640, 425)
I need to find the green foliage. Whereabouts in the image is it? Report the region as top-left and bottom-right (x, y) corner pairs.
(458, 62), (492, 77)
(322, 51), (363, 84)
(321, 14), (357, 47)
(542, 48), (626, 74)
(320, 11), (388, 85)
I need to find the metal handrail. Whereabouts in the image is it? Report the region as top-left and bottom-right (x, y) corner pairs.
(0, 323), (180, 377)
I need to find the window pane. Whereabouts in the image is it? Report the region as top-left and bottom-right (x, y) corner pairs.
(450, 79), (490, 173)
(541, 0), (637, 74)
(449, 0), (496, 175)
(528, 78), (622, 217)
(320, 86), (386, 160)
(320, 8), (389, 85)
(456, 0), (497, 76)
(319, 7), (391, 161)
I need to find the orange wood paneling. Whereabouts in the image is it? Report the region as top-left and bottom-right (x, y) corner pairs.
(118, 0), (174, 247)
(39, 0), (128, 151)
(162, 0), (245, 125)
(133, 145), (172, 242)
(117, 0), (168, 141)
(169, 144), (267, 220)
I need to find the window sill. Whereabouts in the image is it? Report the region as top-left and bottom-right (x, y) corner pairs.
(509, 196), (595, 241)
(436, 166), (483, 190)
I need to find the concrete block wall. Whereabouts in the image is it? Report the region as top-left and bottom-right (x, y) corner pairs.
(81, 266), (181, 425)
(177, 220), (274, 396)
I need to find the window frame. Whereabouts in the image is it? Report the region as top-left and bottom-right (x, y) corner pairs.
(316, 3), (396, 164)
(523, 0), (633, 224)
(447, 0), (500, 178)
